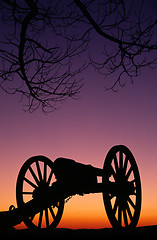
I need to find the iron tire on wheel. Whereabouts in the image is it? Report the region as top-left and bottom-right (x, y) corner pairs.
(102, 145), (141, 228)
(16, 155), (64, 230)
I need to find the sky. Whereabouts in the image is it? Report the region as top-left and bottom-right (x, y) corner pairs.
(0, 65), (157, 229)
(0, 0), (157, 230)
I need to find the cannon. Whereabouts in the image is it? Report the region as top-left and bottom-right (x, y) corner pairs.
(0, 145), (142, 230)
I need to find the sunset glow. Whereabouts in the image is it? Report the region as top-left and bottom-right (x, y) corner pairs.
(0, 0), (157, 230)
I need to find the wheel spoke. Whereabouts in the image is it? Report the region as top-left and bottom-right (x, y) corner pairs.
(45, 208), (49, 227)
(49, 206), (56, 220)
(47, 169), (53, 185)
(128, 196), (135, 209)
(112, 198), (118, 215)
(36, 161), (42, 181)
(119, 151), (123, 169)
(110, 165), (117, 180)
(130, 179), (136, 184)
(118, 204), (122, 225)
(38, 210), (43, 228)
(126, 166), (132, 180)
(113, 155), (118, 172)
(125, 201), (133, 220)
(24, 177), (37, 189)
(129, 179), (137, 195)
(123, 208), (128, 226)
(123, 155), (128, 175)
(22, 191), (33, 195)
(29, 166), (40, 185)
(44, 162), (47, 182)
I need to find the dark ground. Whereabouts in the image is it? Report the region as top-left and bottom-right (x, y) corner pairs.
(0, 226), (157, 237)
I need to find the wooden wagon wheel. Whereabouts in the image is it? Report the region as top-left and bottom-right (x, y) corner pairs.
(102, 145), (141, 228)
(16, 156), (64, 230)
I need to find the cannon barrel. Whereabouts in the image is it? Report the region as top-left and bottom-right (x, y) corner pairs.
(0, 183), (64, 229)
(0, 160), (112, 230)
(0, 145), (141, 230)
(0, 198), (49, 229)
(0, 179), (110, 230)
(0, 200), (37, 229)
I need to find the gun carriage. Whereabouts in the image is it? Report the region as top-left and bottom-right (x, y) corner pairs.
(0, 145), (141, 230)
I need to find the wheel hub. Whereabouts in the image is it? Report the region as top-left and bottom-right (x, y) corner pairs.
(116, 170), (134, 198)
(33, 181), (50, 200)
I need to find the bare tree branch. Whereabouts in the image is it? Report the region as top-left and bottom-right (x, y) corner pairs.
(0, 0), (156, 112)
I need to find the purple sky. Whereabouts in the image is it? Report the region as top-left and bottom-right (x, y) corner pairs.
(0, 0), (157, 228)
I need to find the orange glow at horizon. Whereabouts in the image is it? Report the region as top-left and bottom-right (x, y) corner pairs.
(1, 142), (157, 230)
(14, 192), (157, 230)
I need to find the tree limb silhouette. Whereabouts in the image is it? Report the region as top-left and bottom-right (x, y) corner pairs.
(0, 0), (156, 112)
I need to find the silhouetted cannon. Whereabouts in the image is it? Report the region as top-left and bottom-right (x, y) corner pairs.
(0, 145), (142, 230)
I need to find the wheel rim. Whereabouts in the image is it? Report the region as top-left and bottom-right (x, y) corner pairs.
(16, 156), (64, 229)
(102, 145), (141, 228)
